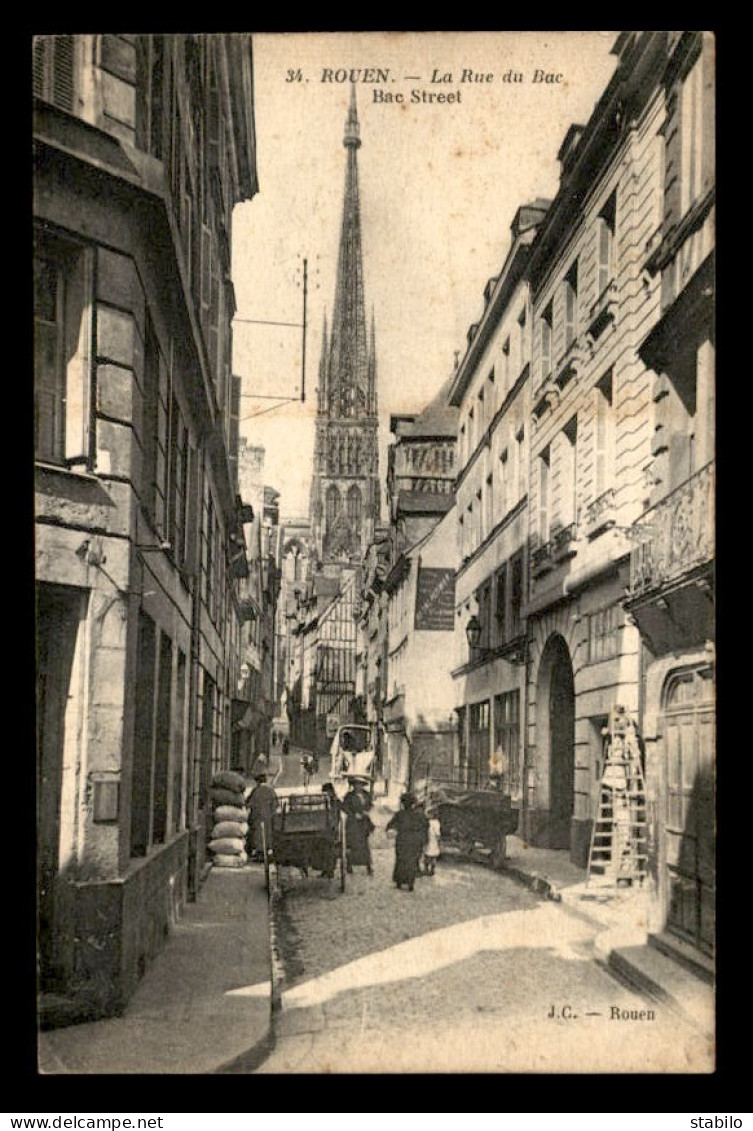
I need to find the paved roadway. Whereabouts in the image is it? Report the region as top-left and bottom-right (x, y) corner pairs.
(257, 793), (713, 1074)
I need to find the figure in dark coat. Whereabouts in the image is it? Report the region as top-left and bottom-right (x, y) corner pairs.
(246, 774), (278, 861)
(386, 792), (428, 891)
(342, 778), (374, 874)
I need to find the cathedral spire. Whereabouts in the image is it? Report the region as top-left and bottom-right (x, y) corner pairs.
(308, 87), (380, 568)
(328, 84), (369, 420)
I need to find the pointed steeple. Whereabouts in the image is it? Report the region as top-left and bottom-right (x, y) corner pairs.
(308, 86), (380, 568)
(328, 84), (369, 420)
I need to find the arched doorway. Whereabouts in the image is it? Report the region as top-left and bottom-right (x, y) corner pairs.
(537, 633), (575, 850)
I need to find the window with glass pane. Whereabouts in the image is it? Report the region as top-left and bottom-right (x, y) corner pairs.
(494, 564), (507, 644)
(597, 192), (617, 299)
(564, 259), (578, 349)
(494, 690), (521, 795)
(680, 52), (704, 215)
(34, 240), (92, 467)
(509, 551), (524, 637)
(539, 302), (553, 383)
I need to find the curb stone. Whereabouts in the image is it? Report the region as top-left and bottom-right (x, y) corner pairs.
(268, 886), (285, 1014)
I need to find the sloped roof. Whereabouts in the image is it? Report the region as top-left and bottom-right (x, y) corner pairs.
(396, 490), (454, 515)
(403, 372), (459, 438)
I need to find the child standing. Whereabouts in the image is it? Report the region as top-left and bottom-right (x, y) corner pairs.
(423, 808), (441, 876)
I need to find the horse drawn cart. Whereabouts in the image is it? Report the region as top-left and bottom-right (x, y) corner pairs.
(265, 792), (347, 892)
(422, 781), (519, 870)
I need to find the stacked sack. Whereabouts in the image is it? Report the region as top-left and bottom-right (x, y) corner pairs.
(207, 770), (249, 868)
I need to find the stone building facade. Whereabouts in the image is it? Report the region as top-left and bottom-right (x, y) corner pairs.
(449, 201), (548, 804)
(623, 31), (715, 965)
(34, 33), (257, 1019)
(523, 32), (669, 865)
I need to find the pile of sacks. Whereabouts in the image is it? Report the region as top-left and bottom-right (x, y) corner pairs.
(207, 770), (249, 868)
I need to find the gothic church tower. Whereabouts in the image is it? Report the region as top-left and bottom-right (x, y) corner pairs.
(309, 87), (380, 572)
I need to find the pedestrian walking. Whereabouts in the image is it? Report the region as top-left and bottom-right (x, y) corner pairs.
(246, 771), (278, 862)
(423, 807), (441, 876)
(282, 737), (289, 756)
(342, 776), (374, 875)
(386, 791), (428, 892)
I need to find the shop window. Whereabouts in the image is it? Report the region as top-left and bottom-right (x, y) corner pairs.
(130, 611), (156, 857)
(152, 631), (173, 845)
(493, 690), (521, 796)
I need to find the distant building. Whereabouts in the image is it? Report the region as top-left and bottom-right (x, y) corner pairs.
(233, 440), (281, 769)
(34, 34), (258, 1020)
(381, 506), (459, 799)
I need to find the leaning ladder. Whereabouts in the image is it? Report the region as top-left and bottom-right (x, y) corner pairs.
(587, 705), (649, 888)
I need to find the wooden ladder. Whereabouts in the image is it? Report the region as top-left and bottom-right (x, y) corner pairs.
(587, 705), (649, 889)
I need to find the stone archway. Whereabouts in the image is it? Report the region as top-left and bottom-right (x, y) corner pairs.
(536, 633), (575, 850)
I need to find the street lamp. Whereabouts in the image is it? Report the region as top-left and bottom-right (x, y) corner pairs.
(465, 615), (482, 654)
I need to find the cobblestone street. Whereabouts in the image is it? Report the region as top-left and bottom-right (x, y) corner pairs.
(258, 799), (713, 1074)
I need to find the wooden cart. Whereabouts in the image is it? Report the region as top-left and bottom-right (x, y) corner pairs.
(423, 782), (519, 869)
(266, 793), (347, 892)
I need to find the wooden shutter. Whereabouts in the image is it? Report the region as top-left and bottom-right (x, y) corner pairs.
(539, 451), (549, 541)
(33, 35), (74, 111)
(594, 387), (607, 496)
(33, 38), (47, 99)
(564, 281), (576, 348)
(64, 248), (93, 465)
(597, 218), (610, 298)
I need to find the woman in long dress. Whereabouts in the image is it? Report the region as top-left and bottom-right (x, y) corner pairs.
(342, 778), (374, 874)
(386, 792), (428, 891)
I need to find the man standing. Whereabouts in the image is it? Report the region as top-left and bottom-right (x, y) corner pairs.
(246, 772), (278, 862)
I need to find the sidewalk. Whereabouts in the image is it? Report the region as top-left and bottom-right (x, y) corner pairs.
(38, 865), (274, 1075)
(500, 833), (714, 1038)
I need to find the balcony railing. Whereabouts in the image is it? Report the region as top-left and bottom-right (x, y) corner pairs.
(531, 540), (555, 577)
(628, 462), (715, 596)
(585, 487), (617, 538)
(552, 521), (579, 561)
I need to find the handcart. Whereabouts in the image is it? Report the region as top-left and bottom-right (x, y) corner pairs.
(268, 792), (347, 892)
(422, 781), (519, 869)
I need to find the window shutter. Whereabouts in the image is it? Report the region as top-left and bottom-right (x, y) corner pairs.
(539, 452), (549, 541)
(52, 36), (75, 111)
(564, 282), (575, 347)
(594, 387), (607, 496)
(598, 218), (611, 298)
(64, 249), (93, 465)
(33, 38), (47, 99)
